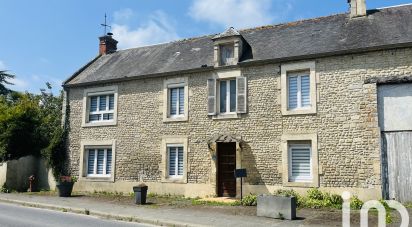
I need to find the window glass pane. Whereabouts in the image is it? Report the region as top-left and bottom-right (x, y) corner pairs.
(170, 88), (178, 115)
(87, 150), (95, 175)
(169, 147), (176, 176)
(220, 45), (234, 65)
(288, 76), (298, 109)
(301, 75), (310, 107)
(179, 87), (184, 114)
(90, 96), (98, 112)
(102, 113), (113, 120)
(220, 81), (227, 113)
(97, 149), (105, 174)
(291, 147), (311, 178)
(178, 147), (184, 176)
(89, 114), (101, 122)
(106, 149), (112, 175)
(230, 80), (236, 112)
(109, 94), (114, 110)
(99, 96), (106, 111)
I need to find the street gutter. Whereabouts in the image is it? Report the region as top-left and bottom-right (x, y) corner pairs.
(0, 197), (204, 227)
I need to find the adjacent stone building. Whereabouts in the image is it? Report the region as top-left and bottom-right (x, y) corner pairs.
(63, 1), (412, 201)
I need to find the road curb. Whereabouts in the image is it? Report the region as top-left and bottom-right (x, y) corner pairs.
(0, 197), (204, 227)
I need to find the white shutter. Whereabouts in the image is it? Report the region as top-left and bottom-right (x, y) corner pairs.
(236, 77), (247, 113)
(207, 79), (216, 115)
(289, 146), (311, 182)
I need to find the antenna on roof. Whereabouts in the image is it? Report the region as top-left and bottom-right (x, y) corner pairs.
(100, 13), (112, 36)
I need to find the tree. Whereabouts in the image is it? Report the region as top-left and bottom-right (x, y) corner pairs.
(0, 71), (15, 95)
(0, 93), (43, 161)
(0, 84), (64, 163)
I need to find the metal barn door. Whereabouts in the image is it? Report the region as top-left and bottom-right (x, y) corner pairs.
(378, 83), (412, 203)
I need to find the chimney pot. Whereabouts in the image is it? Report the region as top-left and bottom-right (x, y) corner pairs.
(99, 35), (118, 55)
(349, 0), (367, 18)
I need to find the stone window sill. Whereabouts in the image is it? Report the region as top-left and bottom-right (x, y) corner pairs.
(212, 113), (240, 120)
(283, 181), (317, 188)
(282, 108), (316, 116)
(161, 177), (187, 184)
(163, 116), (188, 123)
(82, 121), (117, 128)
(79, 177), (114, 183)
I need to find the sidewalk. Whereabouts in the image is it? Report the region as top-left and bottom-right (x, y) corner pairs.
(0, 193), (306, 227)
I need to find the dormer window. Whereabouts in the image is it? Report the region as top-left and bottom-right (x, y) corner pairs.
(212, 27), (248, 67)
(220, 44), (234, 66)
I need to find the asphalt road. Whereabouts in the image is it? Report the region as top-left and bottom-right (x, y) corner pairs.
(0, 202), (155, 227)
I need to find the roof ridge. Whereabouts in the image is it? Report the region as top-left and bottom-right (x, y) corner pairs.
(377, 3), (412, 10)
(116, 4), (412, 52)
(240, 12), (346, 33)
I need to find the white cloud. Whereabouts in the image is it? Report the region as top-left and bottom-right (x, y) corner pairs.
(189, 0), (292, 29)
(0, 60), (6, 70)
(113, 8), (133, 22)
(112, 10), (179, 49)
(8, 77), (28, 89)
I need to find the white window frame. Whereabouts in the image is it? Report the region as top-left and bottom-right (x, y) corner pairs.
(220, 44), (235, 66)
(167, 144), (184, 178)
(288, 144), (312, 182)
(86, 148), (112, 178)
(82, 86), (118, 127)
(281, 133), (319, 187)
(163, 77), (189, 122)
(281, 61), (317, 116)
(79, 140), (116, 182)
(168, 85), (185, 118)
(88, 94), (115, 122)
(161, 136), (188, 183)
(217, 79), (237, 114)
(287, 72), (311, 110)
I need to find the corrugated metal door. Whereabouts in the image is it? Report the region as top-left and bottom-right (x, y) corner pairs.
(378, 84), (412, 203)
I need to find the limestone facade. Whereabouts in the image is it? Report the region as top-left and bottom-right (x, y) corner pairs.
(66, 47), (412, 200)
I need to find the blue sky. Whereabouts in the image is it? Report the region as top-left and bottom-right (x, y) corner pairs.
(0, 0), (411, 94)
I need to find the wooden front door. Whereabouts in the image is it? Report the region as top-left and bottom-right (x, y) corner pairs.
(217, 143), (236, 197)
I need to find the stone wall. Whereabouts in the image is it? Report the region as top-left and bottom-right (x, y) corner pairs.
(0, 156), (56, 192)
(67, 47), (412, 200)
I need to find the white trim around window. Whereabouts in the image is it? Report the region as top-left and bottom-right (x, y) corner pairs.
(163, 77), (189, 122)
(167, 144), (184, 178)
(288, 144), (312, 182)
(161, 136), (188, 183)
(82, 86), (118, 127)
(281, 61), (317, 115)
(79, 140), (116, 182)
(281, 133), (319, 187)
(217, 79), (237, 114)
(208, 69), (247, 119)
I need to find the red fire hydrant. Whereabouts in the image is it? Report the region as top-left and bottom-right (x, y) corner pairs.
(28, 175), (35, 192)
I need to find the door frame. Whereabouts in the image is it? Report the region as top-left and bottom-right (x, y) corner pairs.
(217, 142), (237, 197)
(209, 141), (242, 198)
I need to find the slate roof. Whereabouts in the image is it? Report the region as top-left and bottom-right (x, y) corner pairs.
(212, 27), (241, 40)
(65, 4), (412, 86)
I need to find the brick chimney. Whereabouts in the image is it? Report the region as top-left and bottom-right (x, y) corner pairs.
(349, 0), (366, 18)
(99, 33), (118, 55)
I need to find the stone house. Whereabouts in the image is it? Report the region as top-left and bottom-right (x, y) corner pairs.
(63, 1), (412, 202)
